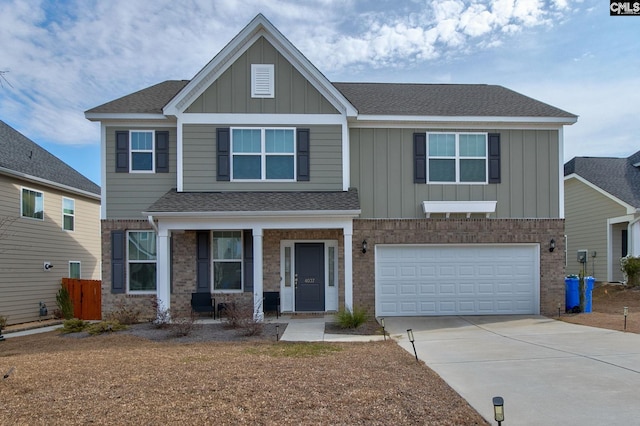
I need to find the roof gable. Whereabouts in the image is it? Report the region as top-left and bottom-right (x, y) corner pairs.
(564, 151), (640, 208)
(163, 14), (356, 117)
(0, 120), (100, 197)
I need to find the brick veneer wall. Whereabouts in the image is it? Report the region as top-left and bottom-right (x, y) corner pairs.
(352, 219), (565, 317)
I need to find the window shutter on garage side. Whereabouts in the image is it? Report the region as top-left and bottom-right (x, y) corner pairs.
(297, 128), (310, 181)
(116, 131), (129, 173)
(196, 231), (210, 292)
(243, 230), (254, 293)
(155, 131), (169, 173)
(111, 230), (126, 294)
(488, 133), (501, 184)
(216, 128), (230, 181)
(413, 133), (427, 183)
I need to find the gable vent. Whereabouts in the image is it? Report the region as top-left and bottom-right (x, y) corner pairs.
(251, 64), (274, 98)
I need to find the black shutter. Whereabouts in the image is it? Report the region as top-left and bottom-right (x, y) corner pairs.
(196, 231), (210, 292)
(216, 128), (230, 181)
(111, 230), (126, 294)
(297, 128), (310, 181)
(488, 133), (501, 184)
(243, 230), (254, 293)
(413, 133), (426, 183)
(116, 131), (129, 173)
(155, 131), (169, 173)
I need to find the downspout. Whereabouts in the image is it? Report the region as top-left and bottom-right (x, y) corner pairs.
(147, 215), (158, 233)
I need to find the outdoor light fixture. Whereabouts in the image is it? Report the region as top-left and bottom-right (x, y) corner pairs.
(558, 302), (562, 318)
(276, 324), (280, 341)
(362, 240), (368, 254)
(407, 329), (418, 361)
(549, 238), (556, 252)
(43, 262), (54, 270)
(493, 396), (505, 425)
(380, 317), (386, 341)
(624, 306), (629, 332)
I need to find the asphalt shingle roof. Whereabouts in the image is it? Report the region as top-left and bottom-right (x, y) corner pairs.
(86, 80), (189, 114)
(565, 153), (640, 207)
(144, 188), (360, 214)
(86, 80), (576, 120)
(332, 82), (576, 118)
(0, 120), (100, 196)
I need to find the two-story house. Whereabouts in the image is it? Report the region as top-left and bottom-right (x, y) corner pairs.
(85, 14), (576, 321)
(0, 120), (101, 325)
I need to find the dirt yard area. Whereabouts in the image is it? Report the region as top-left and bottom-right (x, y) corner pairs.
(0, 323), (487, 425)
(559, 283), (640, 333)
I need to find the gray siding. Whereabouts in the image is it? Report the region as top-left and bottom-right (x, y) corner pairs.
(564, 178), (628, 280)
(351, 128), (561, 219)
(0, 174), (101, 325)
(183, 124), (343, 191)
(105, 126), (177, 219)
(185, 37), (338, 115)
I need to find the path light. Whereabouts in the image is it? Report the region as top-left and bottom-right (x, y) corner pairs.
(380, 318), (386, 341)
(493, 396), (505, 426)
(276, 325), (280, 341)
(558, 302), (562, 318)
(624, 307), (629, 332)
(407, 329), (418, 361)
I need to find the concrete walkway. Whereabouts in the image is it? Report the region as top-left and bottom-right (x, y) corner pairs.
(384, 315), (640, 426)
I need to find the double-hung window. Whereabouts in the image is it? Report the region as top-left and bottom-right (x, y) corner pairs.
(427, 133), (488, 183)
(130, 131), (154, 172)
(63, 197), (75, 231)
(21, 188), (44, 220)
(213, 231), (242, 291)
(231, 128), (295, 180)
(128, 231), (157, 292)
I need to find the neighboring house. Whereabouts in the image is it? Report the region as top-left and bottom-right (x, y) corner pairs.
(0, 120), (101, 325)
(85, 14), (576, 321)
(564, 152), (640, 282)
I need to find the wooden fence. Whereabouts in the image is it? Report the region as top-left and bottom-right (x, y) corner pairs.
(61, 278), (102, 320)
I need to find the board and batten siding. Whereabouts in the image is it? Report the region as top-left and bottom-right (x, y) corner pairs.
(105, 126), (177, 219)
(0, 174), (101, 325)
(182, 124), (343, 191)
(185, 36), (338, 115)
(350, 128), (561, 219)
(564, 177), (628, 280)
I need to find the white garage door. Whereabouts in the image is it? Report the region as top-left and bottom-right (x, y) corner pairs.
(376, 245), (539, 316)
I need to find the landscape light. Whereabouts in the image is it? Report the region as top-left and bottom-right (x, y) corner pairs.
(493, 396), (505, 425)
(407, 329), (418, 361)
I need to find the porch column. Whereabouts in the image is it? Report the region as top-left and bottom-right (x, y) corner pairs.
(631, 221), (640, 257)
(253, 228), (264, 322)
(157, 228), (171, 321)
(344, 230), (353, 311)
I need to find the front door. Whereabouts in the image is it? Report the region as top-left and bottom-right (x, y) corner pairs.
(295, 243), (325, 311)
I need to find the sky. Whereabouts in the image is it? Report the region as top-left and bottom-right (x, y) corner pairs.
(1, 0), (639, 186)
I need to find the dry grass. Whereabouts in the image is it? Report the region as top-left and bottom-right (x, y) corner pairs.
(0, 329), (487, 425)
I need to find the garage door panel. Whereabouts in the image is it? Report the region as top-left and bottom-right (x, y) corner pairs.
(376, 245), (537, 316)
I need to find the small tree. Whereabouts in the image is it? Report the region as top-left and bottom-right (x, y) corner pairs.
(620, 255), (640, 287)
(56, 284), (74, 319)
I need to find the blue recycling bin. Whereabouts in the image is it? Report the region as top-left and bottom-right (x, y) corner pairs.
(583, 276), (595, 313)
(565, 276), (580, 312)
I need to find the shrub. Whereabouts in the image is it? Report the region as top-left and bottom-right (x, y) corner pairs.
(223, 299), (263, 336)
(0, 314), (7, 330)
(86, 320), (127, 335)
(335, 307), (368, 329)
(107, 301), (141, 325)
(56, 284), (74, 320)
(621, 255), (640, 287)
(170, 310), (197, 337)
(61, 318), (88, 334)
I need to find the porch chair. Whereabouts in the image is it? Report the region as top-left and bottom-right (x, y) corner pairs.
(191, 292), (215, 317)
(263, 291), (280, 319)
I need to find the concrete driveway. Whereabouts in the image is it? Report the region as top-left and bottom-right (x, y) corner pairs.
(384, 316), (640, 426)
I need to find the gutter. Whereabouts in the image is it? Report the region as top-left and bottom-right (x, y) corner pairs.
(147, 215), (159, 233)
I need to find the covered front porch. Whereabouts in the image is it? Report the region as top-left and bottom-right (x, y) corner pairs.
(144, 189), (361, 320)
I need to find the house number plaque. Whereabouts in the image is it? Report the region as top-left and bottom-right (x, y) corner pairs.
(304, 278), (315, 283)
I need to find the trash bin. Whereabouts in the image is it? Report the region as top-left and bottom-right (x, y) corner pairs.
(583, 276), (595, 313)
(565, 276), (580, 312)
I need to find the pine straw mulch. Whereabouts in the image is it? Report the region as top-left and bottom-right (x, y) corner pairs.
(0, 323), (487, 426)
